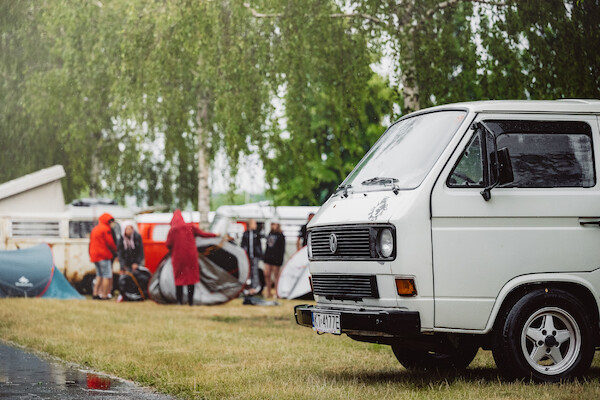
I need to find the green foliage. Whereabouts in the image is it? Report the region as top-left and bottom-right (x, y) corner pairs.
(2, 0), (599, 210)
(264, 73), (399, 205)
(413, 2), (483, 106)
(258, 0), (399, 205)
(0, 1), (124, 200)
(499, 0), (600, 99)
(114, 0), (274, 208)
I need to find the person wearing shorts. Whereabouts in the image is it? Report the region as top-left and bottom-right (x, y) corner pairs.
(89, 213), (117, 300)
(94, 259), (113, 290)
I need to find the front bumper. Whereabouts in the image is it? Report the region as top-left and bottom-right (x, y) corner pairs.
(294, 304), (421, 337)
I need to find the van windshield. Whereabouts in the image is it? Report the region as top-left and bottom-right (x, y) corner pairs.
(340, 110), (467, 193)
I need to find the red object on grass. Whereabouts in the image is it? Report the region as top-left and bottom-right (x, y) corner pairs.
(87, 374), (111, 390)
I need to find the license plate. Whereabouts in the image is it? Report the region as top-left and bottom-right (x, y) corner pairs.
(312, 312), (341, 335)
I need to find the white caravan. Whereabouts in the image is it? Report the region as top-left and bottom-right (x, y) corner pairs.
(295, 100), (600, 381)
(0, 200), (134, 293)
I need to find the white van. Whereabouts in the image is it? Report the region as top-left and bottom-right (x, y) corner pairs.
(295, 100), (600, 381)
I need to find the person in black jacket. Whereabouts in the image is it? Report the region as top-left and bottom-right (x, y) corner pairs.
(116, 221), (150, 301)
(241, 219), (263, 295)
(117, 221), (144, 272)
(263, 222), (286, 298)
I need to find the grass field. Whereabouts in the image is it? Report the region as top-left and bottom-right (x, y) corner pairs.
(1, 298), (600, 399)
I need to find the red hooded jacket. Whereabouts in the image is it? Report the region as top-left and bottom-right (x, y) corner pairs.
(165, 210), (217, 286)
(89, 213), (117, 263)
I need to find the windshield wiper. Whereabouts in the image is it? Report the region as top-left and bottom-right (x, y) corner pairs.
(361, 177), (400, 195)
(335, 183), (352, 198)
(361, 177), (398, 185)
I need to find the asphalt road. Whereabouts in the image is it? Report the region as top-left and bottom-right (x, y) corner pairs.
(0, 342), (175, 399)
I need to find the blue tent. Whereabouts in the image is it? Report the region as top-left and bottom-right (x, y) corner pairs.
(0, 244), (83, 299)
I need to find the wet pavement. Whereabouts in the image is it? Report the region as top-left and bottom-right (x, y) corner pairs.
(0, 342), (175, 399)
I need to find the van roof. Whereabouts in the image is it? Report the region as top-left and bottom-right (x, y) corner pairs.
(66, 204), (134, 220)
(0, 165), (65, 202)
(135, 211), (208, 224)
(417, 99), (600, 115)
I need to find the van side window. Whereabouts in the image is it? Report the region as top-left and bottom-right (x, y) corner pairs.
(448, 133), (484, 187)
(448, 120), (595, 189)
(490, 120), (595, 188)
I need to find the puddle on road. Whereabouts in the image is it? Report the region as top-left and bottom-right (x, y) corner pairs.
(0, 342), (173, 399)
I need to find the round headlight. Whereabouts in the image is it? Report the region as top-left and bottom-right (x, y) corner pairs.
(378, 228), (394, 258)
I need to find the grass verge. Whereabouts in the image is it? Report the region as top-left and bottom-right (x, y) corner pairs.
(1, 298), (600, 399)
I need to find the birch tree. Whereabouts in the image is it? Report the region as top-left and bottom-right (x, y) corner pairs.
(118, 1), (272, 226)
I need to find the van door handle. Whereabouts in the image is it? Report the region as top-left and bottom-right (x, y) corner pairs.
(579, 218), (600, 227)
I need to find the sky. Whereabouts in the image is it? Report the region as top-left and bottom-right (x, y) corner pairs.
(211, 150), (267, 195)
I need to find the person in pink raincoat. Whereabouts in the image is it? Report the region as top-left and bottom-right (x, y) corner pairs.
(165, 209), (217, 305)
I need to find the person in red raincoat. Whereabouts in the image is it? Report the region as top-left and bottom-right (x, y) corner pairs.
(89, 213), (117, 300)
(165, 209), (217, 305)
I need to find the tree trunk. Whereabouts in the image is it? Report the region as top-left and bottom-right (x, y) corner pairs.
(400, 33), (420, 114)
(89, 135), (100, 198)
(196, 98), (211, 230)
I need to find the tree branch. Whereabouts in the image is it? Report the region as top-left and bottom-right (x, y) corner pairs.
(329, 12), (385, 25)
(403, 0), (507, 35)
(243, 2), (384, 24)
(471, 0), (507, 7)
(242, 2), (281, 18)
(243, 0), (506, 29)
(425, 0), (507, 20)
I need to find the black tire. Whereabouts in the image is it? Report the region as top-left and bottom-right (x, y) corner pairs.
(492, 288), (595, 382)
(392, 337), (479, 371)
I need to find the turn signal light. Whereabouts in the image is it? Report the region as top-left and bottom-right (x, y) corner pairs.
(395, 278), (417, 297)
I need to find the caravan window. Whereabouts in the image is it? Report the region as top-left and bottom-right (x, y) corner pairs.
(152, 224), (171, 242)
(11, 220), (60, 238)
(69, 221), (96, 238)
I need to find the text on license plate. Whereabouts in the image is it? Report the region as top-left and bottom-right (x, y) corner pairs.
(312, 312), (341, 335)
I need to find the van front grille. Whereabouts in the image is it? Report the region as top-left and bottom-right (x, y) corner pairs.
(310, 226), (372, 260)
(311, 274), (379, 300)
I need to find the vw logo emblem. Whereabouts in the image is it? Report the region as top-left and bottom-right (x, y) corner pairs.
(329, 233), (338, 254)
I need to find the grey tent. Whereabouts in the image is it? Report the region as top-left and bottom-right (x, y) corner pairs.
(149, 237), (249, 305)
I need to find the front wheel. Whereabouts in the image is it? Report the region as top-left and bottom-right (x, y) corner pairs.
(392, 337), (479, 371)
(493, 288), (595, 382)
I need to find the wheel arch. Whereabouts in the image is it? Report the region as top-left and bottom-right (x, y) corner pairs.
(485, 275), (600, 344)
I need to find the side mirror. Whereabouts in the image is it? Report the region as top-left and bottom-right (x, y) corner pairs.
(492, 147), (514, 185)
(481, 147), (514, 201)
